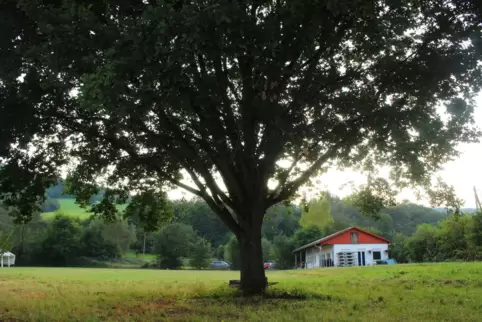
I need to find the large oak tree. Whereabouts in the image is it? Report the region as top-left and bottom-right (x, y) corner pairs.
(1, 0), (481, 294)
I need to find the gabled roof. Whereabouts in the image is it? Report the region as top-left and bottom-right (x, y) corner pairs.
(0, 251), (14, 257)
(292, 227), (391, 253)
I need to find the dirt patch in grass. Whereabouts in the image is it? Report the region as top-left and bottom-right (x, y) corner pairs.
(264, 289), (335, 301)
(401, 278), (474, 287)
(105, 298), (191, 320)
(20, 293), (48, 300)
(439, 279), (469, 286)
(0, 318), (25, 322)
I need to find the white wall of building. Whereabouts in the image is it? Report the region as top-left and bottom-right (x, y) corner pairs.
(301, 243), (389, 268)
(333, 243), (389, 266)
(304, 245), (334, 269)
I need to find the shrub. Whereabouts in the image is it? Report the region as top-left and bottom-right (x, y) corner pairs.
(224, 234), (240, 269)
(41, 198), (60, 212)
(190, 237), (213, 269)
(36, 214), (82, 266)
(80, 223), (120, 259)
(154, 223), (196, 269)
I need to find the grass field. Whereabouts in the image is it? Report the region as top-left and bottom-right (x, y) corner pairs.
(123, 252), (158, 260)
(1, 263), (481, 321)
(41, 199), (127, 220)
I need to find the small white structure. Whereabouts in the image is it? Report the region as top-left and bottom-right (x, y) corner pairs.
(293, 227), (390, 268)
(0, 250), (15, 267)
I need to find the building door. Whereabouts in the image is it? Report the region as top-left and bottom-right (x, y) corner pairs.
(357, 252), (366, 266)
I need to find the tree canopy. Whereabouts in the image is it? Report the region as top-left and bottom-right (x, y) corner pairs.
(300, 195), (332, 230)
(1, 0), (481, 294)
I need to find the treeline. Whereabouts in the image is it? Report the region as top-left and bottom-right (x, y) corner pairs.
(2, 192), (466, 269)
(0, 212), (136, 267)
(390, 212), (482, 263)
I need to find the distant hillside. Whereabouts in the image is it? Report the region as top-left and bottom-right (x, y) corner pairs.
(41, 184), (459, 234)
(41, 199), (127, 220)
(432, 207), (477, 214)
(46, 183), (104, 202)
(328, 197), (449, 238)
(42, 183), (111, 216)
(42, 199), (92, 219)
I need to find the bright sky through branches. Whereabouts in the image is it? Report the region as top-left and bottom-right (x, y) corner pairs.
(168, 93), (482, 208)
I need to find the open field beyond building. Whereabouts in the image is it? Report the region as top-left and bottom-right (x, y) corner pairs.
(41, 199), (127, 220)
(1, 263), (481, 321)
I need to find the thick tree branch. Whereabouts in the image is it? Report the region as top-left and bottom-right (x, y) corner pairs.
(268, 141), (345, 205)
(184, 167), (242, 235)
(276, 151), (303, 187)
(238, 55), (256, 155)
(51, 112), (209, 199)
(212, 53), (240, 145)
(160, 110), (245, 206)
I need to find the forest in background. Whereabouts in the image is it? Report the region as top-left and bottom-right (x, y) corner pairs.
(1, 183), (482, 269)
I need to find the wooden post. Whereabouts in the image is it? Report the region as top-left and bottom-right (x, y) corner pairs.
(142, 232), (146, 257)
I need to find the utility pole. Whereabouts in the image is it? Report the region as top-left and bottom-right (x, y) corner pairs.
(475, 186), (481, 212)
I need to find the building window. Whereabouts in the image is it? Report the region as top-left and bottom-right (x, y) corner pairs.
(373, 251), (381, 260)
(350, 232), (359, 244)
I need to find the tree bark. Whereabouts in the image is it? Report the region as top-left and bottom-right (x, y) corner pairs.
(16, 224), (25, 266)
(237, 227), (267, 295)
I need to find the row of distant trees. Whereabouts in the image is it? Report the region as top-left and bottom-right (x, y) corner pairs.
(8, 214), (135, 266)
(2, 194), (481, 269)
(0, 211), (215, 269)
(390, 211), (482, 263)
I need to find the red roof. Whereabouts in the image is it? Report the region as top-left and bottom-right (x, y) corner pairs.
(293, 227), (390, 252)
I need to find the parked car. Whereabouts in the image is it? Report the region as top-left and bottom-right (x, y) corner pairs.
(375, 259), (397, 265)
(264, 261), (277, 269)
(210, 261), (231, 270)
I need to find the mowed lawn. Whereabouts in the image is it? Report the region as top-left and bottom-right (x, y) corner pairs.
(1, 263), (481, 321)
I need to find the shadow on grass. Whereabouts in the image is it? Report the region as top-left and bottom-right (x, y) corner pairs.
(193, 285), (338, 304)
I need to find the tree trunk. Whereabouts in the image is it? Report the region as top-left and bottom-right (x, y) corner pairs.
(238, 228), (267, 295)
(16, 224), (25, 266)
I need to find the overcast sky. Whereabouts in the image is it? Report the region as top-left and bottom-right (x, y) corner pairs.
(314, 94), (482, 208)
(167, 94), (482, 208)
(434, 94), (482, 208)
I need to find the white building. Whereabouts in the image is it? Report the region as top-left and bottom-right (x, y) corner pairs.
(0, 251), (15, 267)
(293, 227), (390, 268)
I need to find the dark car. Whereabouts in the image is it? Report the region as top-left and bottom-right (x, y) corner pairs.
(210, 261), (231, 270)
(375, 259), (397, 265)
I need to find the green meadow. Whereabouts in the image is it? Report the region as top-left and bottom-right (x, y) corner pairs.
(1, 263), (481, 321)
(41, 199), (127, 220)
